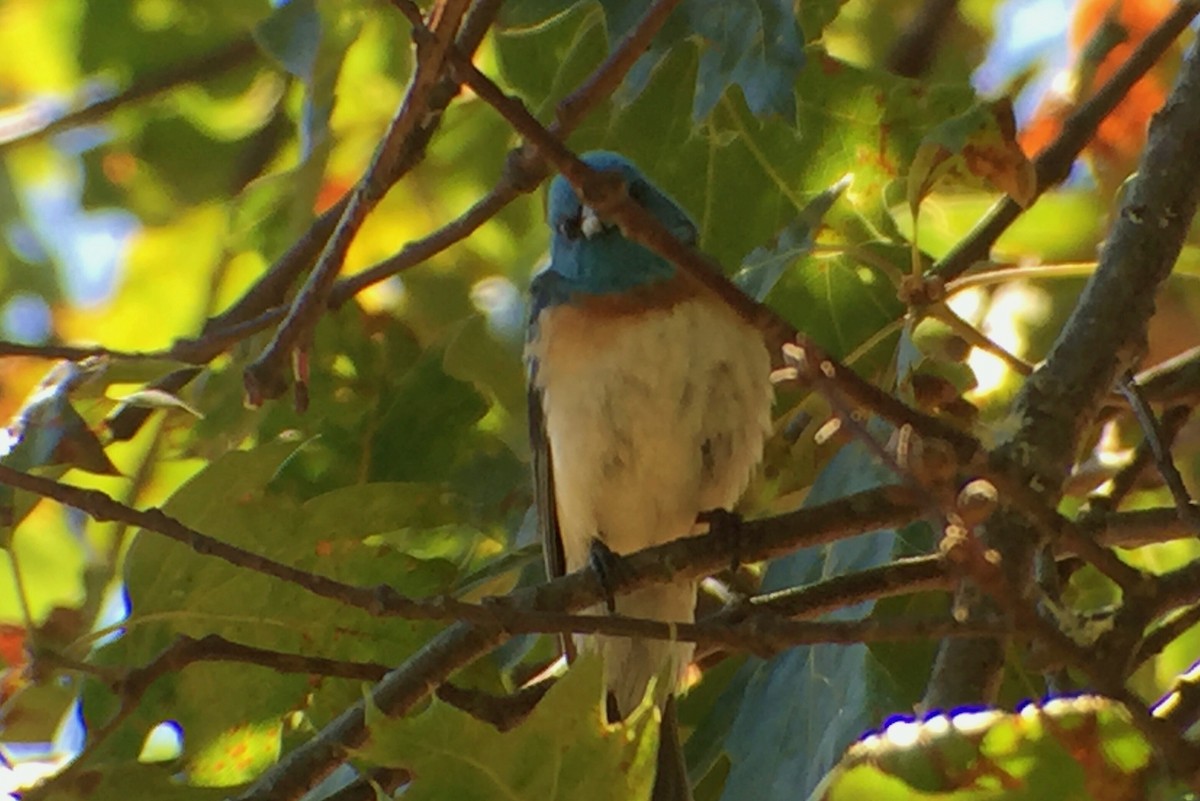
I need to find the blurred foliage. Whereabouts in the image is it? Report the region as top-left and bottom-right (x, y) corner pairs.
(816, 696), (1158, 801)
(0, 0), (1198, 799)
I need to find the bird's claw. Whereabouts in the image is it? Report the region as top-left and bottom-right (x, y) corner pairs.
(700, 508), (744, 572)
(588, 538), (626, 614)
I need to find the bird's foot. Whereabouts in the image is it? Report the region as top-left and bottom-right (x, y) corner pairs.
(699, 508), (744, 572)
(588, 538), (628, 615)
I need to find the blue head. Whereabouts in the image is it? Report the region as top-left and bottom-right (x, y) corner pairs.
(542, 151), (697, 300)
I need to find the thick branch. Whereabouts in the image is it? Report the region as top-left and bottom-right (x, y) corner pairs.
(0, 459), (920, 800)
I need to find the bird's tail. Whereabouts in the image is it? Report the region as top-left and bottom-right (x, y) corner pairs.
(584, 581), (698, 717)
(653, 695), (694, 801)
(584, 581), (697, 801)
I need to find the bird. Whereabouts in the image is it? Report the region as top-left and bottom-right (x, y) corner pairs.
(525, 151), (774, 799)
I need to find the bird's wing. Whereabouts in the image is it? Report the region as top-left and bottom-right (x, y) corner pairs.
(528, 383), (564, 583)
(527, 272), (574, 660)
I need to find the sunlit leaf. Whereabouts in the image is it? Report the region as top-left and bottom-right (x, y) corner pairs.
(0, 361), (120, 502)
(734, 175), (852, 301)
(110, 388), (204, 419)
(908, 98), (1036, 215)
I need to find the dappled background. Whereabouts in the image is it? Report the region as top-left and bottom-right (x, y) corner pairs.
(1, 0), (1199, 799)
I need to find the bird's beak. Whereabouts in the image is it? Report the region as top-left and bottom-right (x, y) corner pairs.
(579, 205), (607, 239)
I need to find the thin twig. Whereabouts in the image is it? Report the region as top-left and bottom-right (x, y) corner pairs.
(1089, 405), (1193, 512)
(734, 555), (950, 621)
(96, 634), (390, 696)
(0, 466), (918, 801)
(203, 0), (504, 337)
(0, 37), (261, 154)
(445, 48), (800, 360)
(1133, 345), (1200, 407)
(328, 181), (518, 305)
(0, 341), (157, 361)
(6, 0), (687, 379)
(326, 0), (688, 302)
(242, 0), (689, 406)
(1134, 605), (1200, 670)
(0, 463), (926, 634)
(1118, 373), (1200, 534)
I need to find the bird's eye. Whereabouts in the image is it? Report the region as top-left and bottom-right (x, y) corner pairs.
(558, 211), (583, 240)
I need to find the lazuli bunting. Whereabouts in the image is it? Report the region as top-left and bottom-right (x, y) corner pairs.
(526, 151), (773, 797)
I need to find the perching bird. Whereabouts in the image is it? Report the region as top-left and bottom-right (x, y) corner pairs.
(526, 151), (774, 799)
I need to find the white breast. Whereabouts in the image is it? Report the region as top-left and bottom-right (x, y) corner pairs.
(530, 295), (773, 712)
(533, 295), (773, 570)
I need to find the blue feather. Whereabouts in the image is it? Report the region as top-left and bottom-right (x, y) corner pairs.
(537, 151), (697, 307)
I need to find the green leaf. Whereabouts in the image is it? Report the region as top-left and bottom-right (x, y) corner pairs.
(111, 388), (204, 419)
(608, 0), (808, 120)
(255, 0), (364, 157)
(734, 175), (851, 301)
(79, 0), (271, 79)
(0, 678), (78, 742)
(30, 763), (231, 801)
(0, 362), (121, 519)
(442, 314), (527, 451)
(367, 348), (490, 483)
(496, 0), (581, 28)
(683, 0), (806, 120)
(907, 98), (1036, 217)
(798, 0), (852, 44)
(495, 3), (607, 117)
(499, 0), (808, 121)
(78, 442), (463, 785)
(356, 653), (658, 800)
(254, 0), (322, 81)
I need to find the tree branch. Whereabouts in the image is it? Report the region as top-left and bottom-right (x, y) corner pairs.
(243, 0), (473, 407)
(0, 463), (927, 634)
(327, 0), (686, 306)
(9, 0), (685, 390)
(0, 453), (919, 799)
(201, 0), (504, 339)
(1087, 405), (1192, 512)
(1117, 374), (1200, 532)
(925, 30), (1200, 709)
